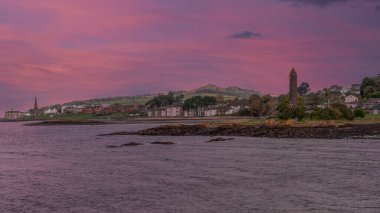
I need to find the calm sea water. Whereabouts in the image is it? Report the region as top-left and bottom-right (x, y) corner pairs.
(0, 122), (379, 212)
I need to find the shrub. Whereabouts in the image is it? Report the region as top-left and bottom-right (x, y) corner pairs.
(311, 108), (339, 120)
(237, 108), (252, 116)
(263, 119), (277, 127)
(354, 109), (365, 118)
(284, 119), (296, 126)
(335, 105), (354, 121)
(278, 96), (306, 120)
(311, 105), (355, 121)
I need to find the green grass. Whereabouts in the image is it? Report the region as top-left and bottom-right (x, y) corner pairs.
(32, 114), (95, 120)
(353, 113), (380, 122)
(215, 114), (380, 127)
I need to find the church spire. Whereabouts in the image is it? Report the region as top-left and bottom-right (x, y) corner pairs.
(34, 96), (38, 111)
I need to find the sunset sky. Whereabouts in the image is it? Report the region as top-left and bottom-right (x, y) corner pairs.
(1, 0), (380, 113)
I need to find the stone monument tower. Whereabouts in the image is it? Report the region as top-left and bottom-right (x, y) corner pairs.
(289, 68), (298, 106)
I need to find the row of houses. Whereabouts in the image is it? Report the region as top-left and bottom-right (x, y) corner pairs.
(3, 96), (380, 119)
(146, 97), (380, 118)
(3, 111), (30, 120)
(147, 105), (243, 118)
(332, 84), (361, 95)
(363, 98), (380, 114)
(48, 103), (143, 115)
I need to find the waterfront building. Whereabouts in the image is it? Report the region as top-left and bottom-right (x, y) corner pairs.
(147, 106), (182, 117)
(4, 110), (27, 119)
(166, 106), (182, 117)
(225, 106), (241, 115)
(204, 108), (218, 117)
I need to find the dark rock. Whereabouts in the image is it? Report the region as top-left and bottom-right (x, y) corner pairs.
(207, 137), (235, 143)
(101, 123), (380, 139)
(150, 141), (176, 145)
(106, 142), (142, 148)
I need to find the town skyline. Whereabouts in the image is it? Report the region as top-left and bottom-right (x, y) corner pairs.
(1, 0), (380, 114)
(0, 70), (380, 114)
(2, 68), (374, 117)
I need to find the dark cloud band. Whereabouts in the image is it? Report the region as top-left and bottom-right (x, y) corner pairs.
(282, 0), (380, 9)
(230, 31), (262, 39)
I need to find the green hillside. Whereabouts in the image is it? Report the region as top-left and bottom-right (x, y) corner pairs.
(183, 84), (259, 100)
(60, 84), (260, 106)
(64, 95), (154, 106)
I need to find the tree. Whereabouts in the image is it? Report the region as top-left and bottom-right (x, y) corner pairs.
(361, 77), (376, 98)
(146, 92), (176, 109)
(175, 94), (185, 103)
(278, 95), (306, 120)
(294, 97), (306, 120)
(368, 92), (380, 98)
(297, 82), (311, 96)
(216, 94), (225, 103)
(182, 96), (217, 110)
(202, 96), (218, 107)
(260, 95), (276, 116)
(278, 95), (290, 113)
(248, 94), (261, 117)
(305, 92), (322, 109)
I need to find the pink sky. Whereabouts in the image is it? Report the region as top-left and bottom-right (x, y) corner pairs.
(1, 0), (380, 113)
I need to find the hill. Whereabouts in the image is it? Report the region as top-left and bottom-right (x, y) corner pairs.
(184, 84), (260, 100)
(58, 84), (260, 107)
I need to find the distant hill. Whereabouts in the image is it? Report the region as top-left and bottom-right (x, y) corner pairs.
(58, 84), (260, 107)
(184, 84), (260, 100)
(63, 95), (155, 106)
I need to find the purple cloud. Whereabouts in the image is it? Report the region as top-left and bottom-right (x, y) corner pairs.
(230, 31), (263, 39)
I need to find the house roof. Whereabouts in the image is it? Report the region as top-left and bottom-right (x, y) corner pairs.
(365, 98), (380, 104)
(373, 104), (380, 110)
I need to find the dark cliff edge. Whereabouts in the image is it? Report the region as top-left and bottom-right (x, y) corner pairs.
(99, 123), (380, 139)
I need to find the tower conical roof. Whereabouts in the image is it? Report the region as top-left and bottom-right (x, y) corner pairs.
(290, 67), (297, 75)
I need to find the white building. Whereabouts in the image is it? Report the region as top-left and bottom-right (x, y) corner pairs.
(44, 108), (59, 115)
(225, 106), (241, 115)
(4, 110), (27, 119)
(204, 109), (218, 117)
(166, 107), (182, 117)
(184, 109), (197, 117)
(344, 95), (359, 108)
(148, 106), (182, 117)
(351, 84), (361, 95)
(340, 87), (350, 95)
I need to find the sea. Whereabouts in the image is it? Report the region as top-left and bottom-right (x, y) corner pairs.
(0, 122), (379, 212)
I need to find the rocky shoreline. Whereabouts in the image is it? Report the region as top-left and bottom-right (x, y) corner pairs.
(99, 123), (380, 139)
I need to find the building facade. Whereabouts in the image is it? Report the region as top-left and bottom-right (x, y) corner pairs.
(344, 95), (359, 109)
(4, 111), (27, 119)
